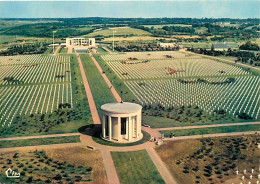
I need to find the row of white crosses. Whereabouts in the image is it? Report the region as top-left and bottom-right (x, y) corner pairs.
(125, 76), (260, 119)
(0, 57), (71, 85)
(101, 51), (189, 61)
(0, 55), (69, 66)
(0, 83), (73, 127)
(233, 167), (260, 184)
(106, 57), (249, 80)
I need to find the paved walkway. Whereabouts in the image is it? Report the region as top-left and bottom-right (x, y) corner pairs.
(54, 45), (61, 55)
(77, 53), (101, 125)
(147, 148), (177, 184)
(101, 151), (120, 184)
(67, 46), (73, 54)
(89, 53), (122, 102)
(155, 121), (260, 131)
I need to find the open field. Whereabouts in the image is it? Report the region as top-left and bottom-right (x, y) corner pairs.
(0, 146), (108, 184)
(0, 135), (80, 148)
(0, 35), (17, 44)
(102, 36), (165, 42)
(161, 124), (260, 137)
(86, 27), (151, 37)
(58, 47), (68, 54)
(99, 51), (259, 122)
(0, 54), (92, 137)
(111, 150), (165, 184)
(143, 24), (192, 28)
(156, 135), (260, 184)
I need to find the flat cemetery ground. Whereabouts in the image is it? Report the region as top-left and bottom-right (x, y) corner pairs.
(155, 135), (260, 184)
(98, 50), (260, 128)
(0, 54), (92, 138)
(111, 150), (165, 184)
(0, 146), (108, 184)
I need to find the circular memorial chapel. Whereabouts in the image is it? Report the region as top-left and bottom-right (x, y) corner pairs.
(101, 102), (143, 143)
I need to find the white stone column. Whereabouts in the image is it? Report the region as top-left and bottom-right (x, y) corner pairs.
(118, 117), (121, 141)
(128, 116), (132, 141)
(136, 114), (140, 138)
(125, 117), (129, 140)
(108, 116), (112, 141)
(102, 114), (106, 138)
(133, 115), (136, 138)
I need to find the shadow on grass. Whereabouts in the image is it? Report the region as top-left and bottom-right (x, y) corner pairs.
(78, 124), (102, 136)
(92, 131), (151, 147)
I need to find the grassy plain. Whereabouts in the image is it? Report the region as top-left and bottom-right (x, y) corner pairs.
(80, 54), (116, 117)
(161, 124), (260, 137)
(58, 47), (68, 53)
(142, 114), (246, 128)
(0, 136), (80, 148)
(111, 150), (165, 184)
(86, 27), (151, 37)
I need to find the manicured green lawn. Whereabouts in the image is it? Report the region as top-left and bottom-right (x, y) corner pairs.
(44, 47), (53, 54)
(93, 54), (137, 103)
(92, 131), (150, 147)
(96, 47), (108, 53)
(161, 124), (260, 137)
(80, 54), (116, 117)
(59, 47), (68, 53)
(0, 135), (80, 148)
(142, 115), (251, 128)
(111, 150), (165, 184)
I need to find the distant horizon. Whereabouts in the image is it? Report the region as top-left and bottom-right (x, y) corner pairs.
(0, 1), (259, 19)
(0, 17), (259, 20)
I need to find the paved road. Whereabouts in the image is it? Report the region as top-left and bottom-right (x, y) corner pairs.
(89, 53), (122, 102)
(77, 53), (101, 125)
(0, 133), (80, 141)
(155, 121), (260, 131)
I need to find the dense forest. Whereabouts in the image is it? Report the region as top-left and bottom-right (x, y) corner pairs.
(0, 43), (49, 56)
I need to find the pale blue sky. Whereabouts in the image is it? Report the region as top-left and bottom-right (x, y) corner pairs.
(0, 1), (259, 18)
